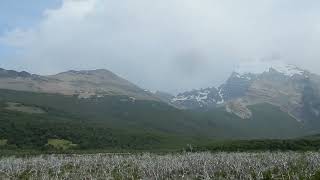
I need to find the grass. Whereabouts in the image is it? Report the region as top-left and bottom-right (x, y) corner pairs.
(5, 102), (45, 114)
(0, 139), (7, 146)
(47, 139), (77, 150)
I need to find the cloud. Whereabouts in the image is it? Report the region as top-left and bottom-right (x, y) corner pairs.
(1, 0), (320, 93)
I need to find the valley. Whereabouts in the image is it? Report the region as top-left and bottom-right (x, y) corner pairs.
(0, 64), (319, 152)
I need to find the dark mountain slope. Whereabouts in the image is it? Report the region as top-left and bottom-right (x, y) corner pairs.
(0, 89), (308, 150)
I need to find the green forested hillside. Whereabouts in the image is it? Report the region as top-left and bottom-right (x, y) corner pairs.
(0, 89), (311, 150)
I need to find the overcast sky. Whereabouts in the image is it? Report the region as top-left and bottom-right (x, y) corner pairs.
(1, 0), (320, 94)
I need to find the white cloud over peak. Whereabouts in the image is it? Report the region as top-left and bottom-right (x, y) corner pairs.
(1, 0), (320, 93)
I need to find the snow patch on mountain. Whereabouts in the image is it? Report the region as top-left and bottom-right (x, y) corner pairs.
(171, 96), (189, 102)
(232, 72), (255, 81)
(170, 88), (223, 108)
(171, 90), (212, 104)
(236, 60), (304, 77)
(217, 88), (224, 104)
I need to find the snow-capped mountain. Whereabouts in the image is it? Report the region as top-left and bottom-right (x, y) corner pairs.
(218, 61), (308, 102)
(235, 60), (305, 77)
(171, 61), (320, 124)
(171, 61), (309, 108)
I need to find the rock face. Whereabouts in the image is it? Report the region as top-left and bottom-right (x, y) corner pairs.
(226, 99), (252, 119)
(244, 69), (307, 120)
(171, 62), (320, 124)
(0, 68), (157, 100)
(219, 72), (257, 101)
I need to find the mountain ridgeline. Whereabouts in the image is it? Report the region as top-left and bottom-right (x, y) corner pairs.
(0, 64), (319, 150)
(0, 68), (157, 100)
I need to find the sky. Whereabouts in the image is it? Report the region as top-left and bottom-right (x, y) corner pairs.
(1, 0), (320, 94)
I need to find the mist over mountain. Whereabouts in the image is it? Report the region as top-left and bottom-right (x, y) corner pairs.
(2, 0), (320, 94)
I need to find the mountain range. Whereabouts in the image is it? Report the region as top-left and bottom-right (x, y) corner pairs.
(171, 63), (320, 127)
(0, 62), (319, 150)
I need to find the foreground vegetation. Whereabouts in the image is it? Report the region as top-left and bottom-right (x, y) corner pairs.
(194, 138), (320, 152)
(1, 152), (320, 179)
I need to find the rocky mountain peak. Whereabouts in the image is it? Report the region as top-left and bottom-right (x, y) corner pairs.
(170, 61), (319, 123)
